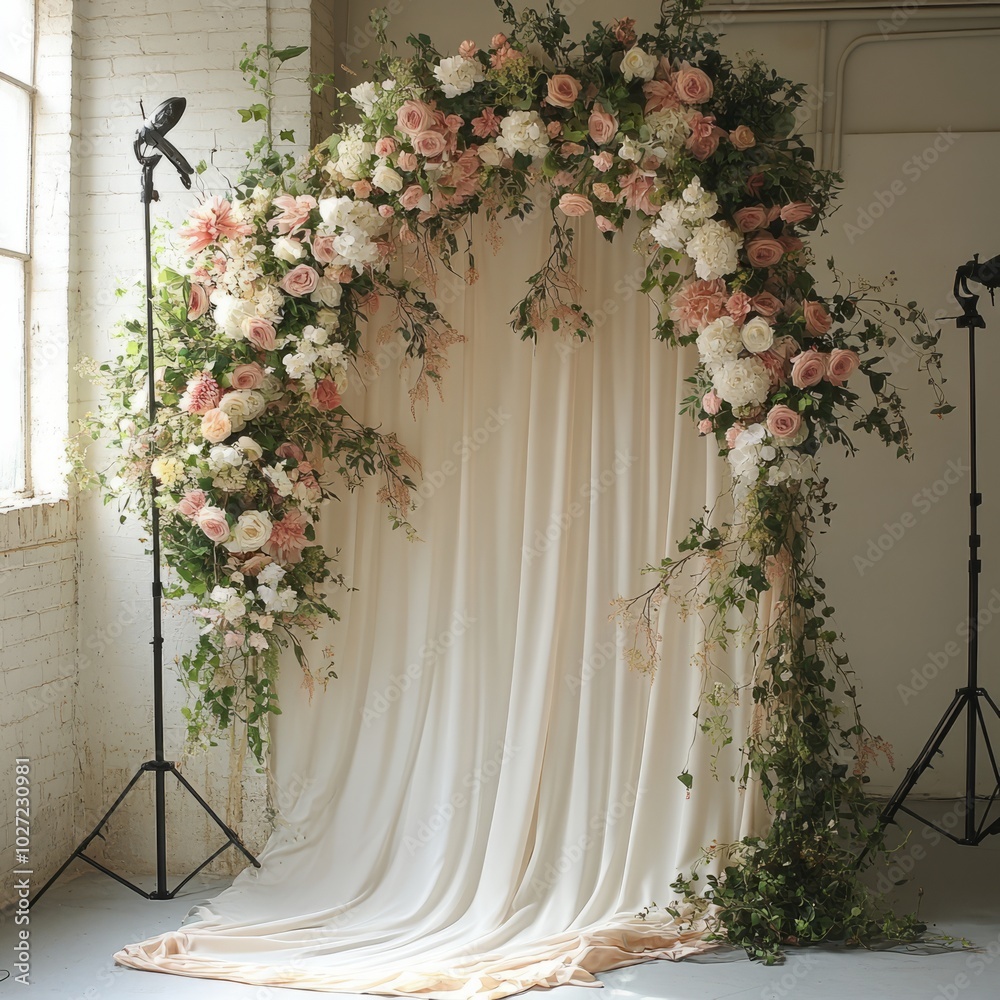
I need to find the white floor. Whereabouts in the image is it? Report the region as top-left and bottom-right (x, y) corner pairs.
(9, 800), (1000, 999)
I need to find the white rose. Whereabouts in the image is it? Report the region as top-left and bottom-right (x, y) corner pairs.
(621, 46), (657, 82)
(478, 142), (503, 166)
(697, 317), (743, 372)
(371, 163), (403, 193)
(237, 436), (263, 463)
(211, 291), (257, 341)
(650, 201), (691, 252)
(433, 54), (485, 98)
(686, 219), (742, 281)
(496, 110), (550, 159)
(218, 389), (265, 432)
(349, 81), (379, 115)
(680, 178), (719, 223)
(741, 316), (774, 354)
(273, 235), (306, 263)
(311, 275), (344, 309)
(713, 357), (771, 409)
(224, 510), (273, 553)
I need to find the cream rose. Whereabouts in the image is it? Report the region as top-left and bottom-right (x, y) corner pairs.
(237, 436), (263, 462)
(741, 316), (775, 354)
(218, 389), (266, 432)
(371, 163), (403, 193)
(621, 46), (657, 82)
(728, 125), (756, 150)
(225, 510), (273, 553)
(200, 408), (232, 443)
(273, 236), (306, 263)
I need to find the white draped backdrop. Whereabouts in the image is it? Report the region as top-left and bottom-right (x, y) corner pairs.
(116, 215), (764, 996)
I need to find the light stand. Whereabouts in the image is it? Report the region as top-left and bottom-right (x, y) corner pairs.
(32, 98), (260, 905)
(867, 253), (1000, 853)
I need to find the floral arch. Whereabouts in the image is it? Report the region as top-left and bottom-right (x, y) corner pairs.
(80, 0), (949, 961)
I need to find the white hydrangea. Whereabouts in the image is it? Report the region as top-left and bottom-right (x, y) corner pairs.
(318, 196), (385, 237)
(349, 81), (380, 115)
(284, 346), (319, 380)
(727, 423), (777, 503)
(254, 281), (285, 324)
(257, 562), (286, 587)
(333, 223), (382, 271)
(696, 317), (743, 373)
(712, 356), (770, 409)
(767, 453), (819, 487)
(645, 108), (691, 155)
(686, 219), (742, 281)
(333, 127), (374, 181)
(208, 444), (244, 474)
(433, 55), (485, 98)
(680, 177), (720, 222)
(495, 110), (550, 159)
(649, 201), (692, 252)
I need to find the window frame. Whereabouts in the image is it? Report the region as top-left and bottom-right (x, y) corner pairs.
(0, 7), (37, 502)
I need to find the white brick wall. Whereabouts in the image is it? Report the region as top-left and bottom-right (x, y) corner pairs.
(0, 500), (78, 907)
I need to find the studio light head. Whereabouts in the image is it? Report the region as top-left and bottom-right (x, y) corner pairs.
(954, 252), (1000, 329)
(133, 96), (194, 189)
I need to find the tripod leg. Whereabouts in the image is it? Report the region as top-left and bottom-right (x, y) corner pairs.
(30, 765), (148, 905)
(167, 765), (261, 867)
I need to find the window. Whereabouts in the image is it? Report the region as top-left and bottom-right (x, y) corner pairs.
(0, 1), (34, 497)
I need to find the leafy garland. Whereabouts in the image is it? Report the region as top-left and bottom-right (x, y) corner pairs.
(75, 0), (950, 961)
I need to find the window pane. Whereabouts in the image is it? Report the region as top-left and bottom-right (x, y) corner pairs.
(0, 255), (26, 494)
(0, 0), (34, 84)
(0, 81), (30, 255)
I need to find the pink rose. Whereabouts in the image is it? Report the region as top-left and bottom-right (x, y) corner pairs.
(491, 33), (507, 48)
(746, 237), (785, 268)
(732, 205), (769, 233)
(725, 423), (744, 449)
(726, 292), (753, 325)
(231, 362), (265, 390)
(310, 235), (337, 265)
(552, 170), (575, 188)
(674, 61), (713, 104)
(547, 121), (563, 139)
(790, 350), (828, 389)
(779, 234), (804, 254)
(588, 108), (618, 146)
(685, 112), (723, 161)
(698, 418), (713, 435)
(279, 264), (319, 297)
(396, 100), (435, 137)
(803, 299), (832, 335)
(188, 283), (210, 320)
(592, 182), (616, 203)
(826, 348), (860, 386)
(412, 130), (447, 158)
(702, 389), (722, 415)
(397, 151), (418, 172)
(595, 215), (618, 233)
(752, 291), (783, 319)
(244, 317), (277, 351)
(780, 201), (814, 224)
(375, 137), (398, 157)
(200, 408), (233, 443)
(378, 204), (395, 218)
(766, 404), (802, 439)
(352, 180), (373, 199)
(747, 173), (765, 197)
(560, 141), (584, 156)
(276, 442), (306, 462)
(400, 184), (427, 211)
(728, 125), (756, 150)
(558, 193), (592, 217)
(196, 506), (230, 544)
(176, 489), (207, 520)
(591, 151), (614, 171)
(311, 378), (342, 411)
(546, 73), (581, 108)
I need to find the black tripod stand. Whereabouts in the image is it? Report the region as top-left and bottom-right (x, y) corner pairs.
(871, 254), (1000, 849)
(31, 99), (259, 906)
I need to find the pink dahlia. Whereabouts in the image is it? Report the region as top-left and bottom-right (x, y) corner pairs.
(180, 372), (222, 414)
(263, 509), (310, 565)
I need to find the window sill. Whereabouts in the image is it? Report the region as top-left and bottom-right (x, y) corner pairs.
(0, 495), (76, 552)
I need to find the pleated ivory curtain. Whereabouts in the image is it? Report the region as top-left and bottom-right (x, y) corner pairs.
(115, 215), (765, 997)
